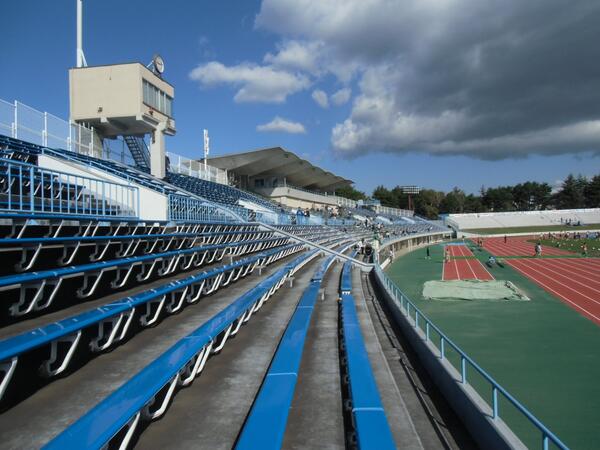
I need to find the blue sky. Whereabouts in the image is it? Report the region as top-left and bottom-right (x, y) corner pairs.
(1, 0), (599, 195)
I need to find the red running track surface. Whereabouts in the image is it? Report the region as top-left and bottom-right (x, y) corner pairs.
(480, 236), (572, 257)
(447, 245), (474, 257)
(443, 258), (495, 281)
(506, 258), (600, 325)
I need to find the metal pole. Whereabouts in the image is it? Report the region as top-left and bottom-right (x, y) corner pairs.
(76, 0), (86, 67)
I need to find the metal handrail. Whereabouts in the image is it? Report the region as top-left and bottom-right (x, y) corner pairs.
(373, 263), (569, 450)
(0, 158), (138, 219)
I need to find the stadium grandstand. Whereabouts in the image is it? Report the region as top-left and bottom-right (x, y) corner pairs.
(0, 2), (597, 450)
(446, 209), (600, 232)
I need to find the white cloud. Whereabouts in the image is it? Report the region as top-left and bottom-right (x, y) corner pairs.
(264, 40), (323, 74)
(331, 88), (351, 105)
(312, 89), (329, 108)
(257, 116), (307, 134)
(189, 61), (310, 103)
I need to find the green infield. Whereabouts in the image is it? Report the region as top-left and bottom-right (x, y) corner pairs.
(385, 243), (600, 449)
(463, 224), (600, 234)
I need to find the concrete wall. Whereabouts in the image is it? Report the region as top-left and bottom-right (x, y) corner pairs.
(38, 154), (168, 221)
(69, 63), (175, 137)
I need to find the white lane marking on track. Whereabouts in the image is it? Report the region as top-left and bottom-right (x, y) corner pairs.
(507, 260), (600, 323)
(509, 259), (600, 308)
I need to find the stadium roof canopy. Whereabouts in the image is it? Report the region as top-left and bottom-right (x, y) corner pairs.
(207, 147), (353, 191)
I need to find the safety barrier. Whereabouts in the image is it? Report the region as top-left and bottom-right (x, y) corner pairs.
(0, 158), (138, 219)
(373, 264), (568, 450)
(43, 250), (318, 450)
(168, 193), (247, 223)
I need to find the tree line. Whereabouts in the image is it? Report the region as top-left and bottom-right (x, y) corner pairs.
(335, 174), (600, 219)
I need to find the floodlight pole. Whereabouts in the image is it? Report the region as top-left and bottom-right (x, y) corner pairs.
(76, 0), (87, 68)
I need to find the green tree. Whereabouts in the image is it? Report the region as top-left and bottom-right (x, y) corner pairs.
(440, 188), (466, 214)
(414, 189), (445, 218)
(482, 186), (514, 211)
(554, 174), (587, 209)
(584, 174), (600, 207)
(372, 185), (395, 207)
(334, 185), (366, 201)
(464, 194), (484, 213)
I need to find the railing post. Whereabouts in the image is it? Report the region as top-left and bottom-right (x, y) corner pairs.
(440, 336), (445, 360)
(13, 100), (18, 139)
(542, 434), (549, 450)
(68, 120), (72, 151)
(102, 182), (106, 216)
(29, 165), (35, 213)
(89, 126), (94, 156)
(43, 112), (48, 146)
(492, 387), (499, 419)
(461, 356), (467, 384)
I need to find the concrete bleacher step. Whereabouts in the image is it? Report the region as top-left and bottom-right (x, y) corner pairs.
(0, 253), (303, 449)
(133, 256), (321, 450)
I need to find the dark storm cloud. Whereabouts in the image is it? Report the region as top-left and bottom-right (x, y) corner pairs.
(257, 0), (600, 159)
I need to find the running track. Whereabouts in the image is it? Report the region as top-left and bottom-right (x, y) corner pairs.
(507, 258), (600, 325)
(480, 236), (572, 257)
(447, 244), (474, 257)
(443, 258), (494, 281)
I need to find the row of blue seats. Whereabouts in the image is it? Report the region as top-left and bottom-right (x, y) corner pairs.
(166, 172), (281, 213)
(0, 236), (291, 318)
(235, 242), (352, 449)
(0, 214), (263, 239)
(43, 249), (319, 449)
(0, 242), (306, 404)
(339, 253), (396, 449)
(0, 229), (277, 272)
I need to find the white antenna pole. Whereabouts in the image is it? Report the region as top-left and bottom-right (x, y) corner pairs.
(76, 0), (87, 67)
(203, 129), (209, 173)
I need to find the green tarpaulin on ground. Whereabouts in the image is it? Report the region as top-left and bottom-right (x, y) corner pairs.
(423, 280), (529, 301)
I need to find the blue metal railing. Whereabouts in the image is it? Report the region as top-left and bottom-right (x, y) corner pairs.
(167, 193), (247, 223)
(0, 158), (138, 219)
(373, 263), (569, 450)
